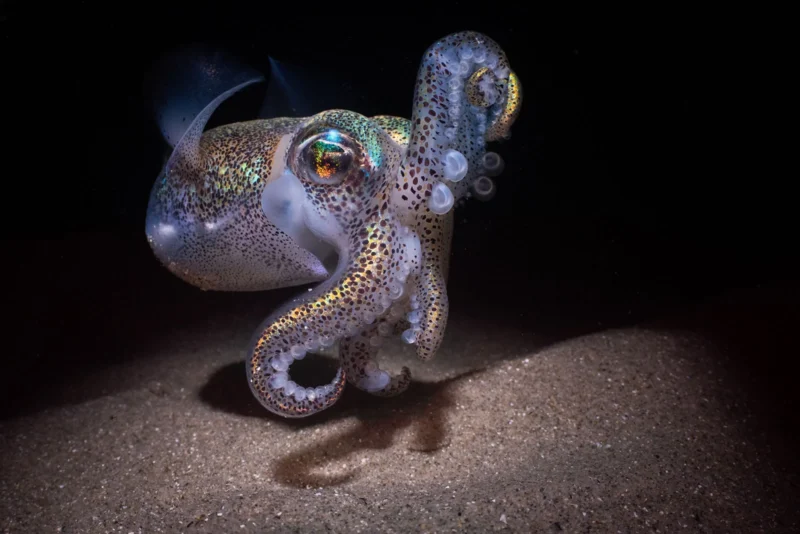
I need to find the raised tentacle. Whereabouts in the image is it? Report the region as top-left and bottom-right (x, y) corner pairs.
(391, 31), (522, 361)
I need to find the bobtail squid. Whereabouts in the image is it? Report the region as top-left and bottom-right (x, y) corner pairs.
(144, 31), (523, 418)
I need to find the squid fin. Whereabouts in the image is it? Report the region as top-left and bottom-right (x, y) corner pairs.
(147, 44), (264, 171)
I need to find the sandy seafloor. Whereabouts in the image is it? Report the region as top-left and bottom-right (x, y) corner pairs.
(2, 236), (799, 533)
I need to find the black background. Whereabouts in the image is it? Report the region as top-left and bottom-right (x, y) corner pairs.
(1, 5), (794, 417)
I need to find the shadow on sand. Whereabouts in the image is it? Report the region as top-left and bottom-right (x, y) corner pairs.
(198, 281), (800, 490)
(200, 358), (479, 487)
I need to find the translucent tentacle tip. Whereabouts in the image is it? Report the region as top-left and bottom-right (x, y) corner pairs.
(401, 328), (418, 344)
(428, 182), (455, 215)
(443, 149), (468, 182)
(473, 176), (496, 201)
(358, 369), (391, 392)
(482, 151), (505, 177)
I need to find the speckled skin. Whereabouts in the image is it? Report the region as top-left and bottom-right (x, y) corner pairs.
(392, 32), (521, 362)
(145, 31), (522, 418)
(146, 118), (330, 291)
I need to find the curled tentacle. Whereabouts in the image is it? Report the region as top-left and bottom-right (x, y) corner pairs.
(246, 290), (349, 418)
(247, 344), (346, 418)
(486, 70), (523, 142)
(247, 210), (419, 416)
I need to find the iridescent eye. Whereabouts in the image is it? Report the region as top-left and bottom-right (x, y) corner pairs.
(293, 129), (361, 185)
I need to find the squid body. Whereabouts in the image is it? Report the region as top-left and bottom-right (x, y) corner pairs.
(145, 31), (522, 418)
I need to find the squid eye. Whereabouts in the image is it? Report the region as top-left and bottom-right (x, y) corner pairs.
(293, 129), (361, 185)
